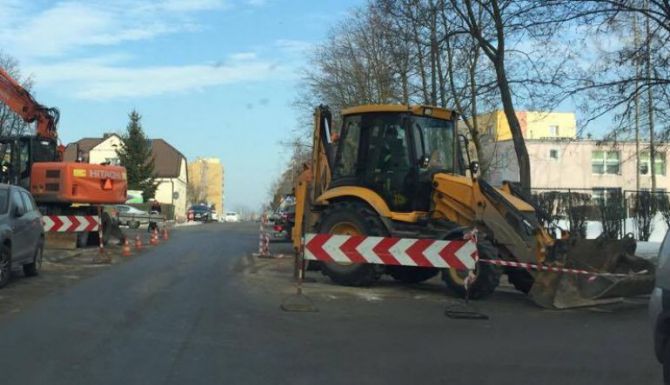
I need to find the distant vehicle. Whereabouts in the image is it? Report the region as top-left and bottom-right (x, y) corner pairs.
(115, 204), (150, 228)
(270, 198), (295, 242)
(224, 212), (240, 223)
(188, 204), (212, 223)
(211, 210), (219, 222)
(0, 185), (45, 288)
(650, 231), (670, 382)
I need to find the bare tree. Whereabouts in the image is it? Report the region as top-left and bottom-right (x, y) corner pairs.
(0, 52), (34, 136)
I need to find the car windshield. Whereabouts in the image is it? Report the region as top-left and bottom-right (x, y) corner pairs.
(412, 116), (456, 172)
(191, 206), (209, 213)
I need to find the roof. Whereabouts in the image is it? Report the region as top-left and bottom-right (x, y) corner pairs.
(64, 136), (187, 179)
(341, 104), (455, 120)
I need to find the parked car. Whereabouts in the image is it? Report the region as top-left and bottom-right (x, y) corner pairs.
(224, 212), (240, 223)
(650, 231), (670, 382)
(270, 200), (295, 242)
(211, 210), (219, 222)
(115, 204), (150, 228)
(188, 204), (212, 222)
(0, 185), (44, 288)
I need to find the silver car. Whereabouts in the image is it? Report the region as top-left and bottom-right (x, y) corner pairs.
(651, 231), (670, 382)
(0, 185), (45, 288)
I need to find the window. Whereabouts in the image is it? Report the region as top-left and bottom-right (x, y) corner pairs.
(10, 189), (24, 214)
(640, 151), (666, 176)
(333, 116), (362, 179)
(592, 187), (621, 204)
(0, 189), (8, 214)
(20, 191), (36, 212)
(548, 125), (559, 136)
(105, 157), (120, 165)
(549, 149), (559, 160)
(592, 150), (620, 174)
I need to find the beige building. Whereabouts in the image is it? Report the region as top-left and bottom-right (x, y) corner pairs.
(188, 157), (224, 212)
(64, 134), (189, 220)
(484, 138), (669, 196)
(467, 110), (577, 141)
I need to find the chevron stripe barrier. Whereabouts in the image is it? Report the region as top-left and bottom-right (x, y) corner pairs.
(304, 233), (478, 270)
(42, 215), (100, 232)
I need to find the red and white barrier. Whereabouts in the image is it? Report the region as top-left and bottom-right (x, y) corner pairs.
(42, 215), (100, 232)
(304, 233), (478, 270)
(477, 258), (644, 279)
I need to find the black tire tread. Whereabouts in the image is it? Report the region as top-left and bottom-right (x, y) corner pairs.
(316, 201), (385, 286)
(442, 240), (501, 299)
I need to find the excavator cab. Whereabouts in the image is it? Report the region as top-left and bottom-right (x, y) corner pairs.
(0, 136), (58, 189)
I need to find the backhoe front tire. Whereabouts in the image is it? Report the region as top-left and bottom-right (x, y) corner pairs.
(317, 201), (385, 286)
(442, 241), (501, 299)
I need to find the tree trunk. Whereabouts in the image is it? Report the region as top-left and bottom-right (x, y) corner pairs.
(495, 59), (531, 192)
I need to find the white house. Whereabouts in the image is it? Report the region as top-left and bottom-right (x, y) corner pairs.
(64, 134), (189, 220)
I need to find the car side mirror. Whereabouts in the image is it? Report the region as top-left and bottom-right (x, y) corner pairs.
(13, 206), (23, 218)
(469, 161), (479, 175)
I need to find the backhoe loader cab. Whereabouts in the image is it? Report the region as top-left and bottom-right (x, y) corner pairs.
(331, 105), (463, 213)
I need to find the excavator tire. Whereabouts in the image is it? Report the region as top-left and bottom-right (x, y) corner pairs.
(388, 266), (439, 284)
(442, 240), (501, 299)
(506, 268), (534, 294)
(317, 201), (384, 286)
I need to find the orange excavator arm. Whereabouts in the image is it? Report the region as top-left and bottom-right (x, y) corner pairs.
(0, 66), (60, 143)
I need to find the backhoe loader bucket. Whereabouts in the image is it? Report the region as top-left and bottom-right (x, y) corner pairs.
(529, 235), (655, 309)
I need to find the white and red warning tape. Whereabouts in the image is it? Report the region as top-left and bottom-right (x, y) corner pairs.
(42, 215), (100, 232)
(304, 233), (478, 270)
(476, 258), (644, 279)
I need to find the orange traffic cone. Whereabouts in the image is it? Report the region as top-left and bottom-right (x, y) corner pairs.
(135, 234), (143, 250)
(122, 239), (131, 257)
(162, 227), (169, 241)
(151, 229), (159, 245)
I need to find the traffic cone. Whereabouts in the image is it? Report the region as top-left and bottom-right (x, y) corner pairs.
(151, 229), (159, 245)
(162, 227), (169, 241)
(135, 234), (143, 250)
(122, 239), (131, 257)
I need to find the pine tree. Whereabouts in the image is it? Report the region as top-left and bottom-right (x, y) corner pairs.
(116, 110), (157, 201)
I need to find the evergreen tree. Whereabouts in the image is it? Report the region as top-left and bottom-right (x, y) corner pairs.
(116, 110), (157, 201)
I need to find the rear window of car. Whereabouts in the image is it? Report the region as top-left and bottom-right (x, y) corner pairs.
(0, 189), (8, 214)
(191, 206), (209, 213)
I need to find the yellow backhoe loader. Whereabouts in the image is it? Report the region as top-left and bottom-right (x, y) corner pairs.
(292, 104), (654, 309)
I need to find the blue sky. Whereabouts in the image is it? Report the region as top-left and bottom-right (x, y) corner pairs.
(0, 0), (361, 212)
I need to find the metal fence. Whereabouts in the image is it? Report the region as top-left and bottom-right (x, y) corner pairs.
(528, 187), (670, 241)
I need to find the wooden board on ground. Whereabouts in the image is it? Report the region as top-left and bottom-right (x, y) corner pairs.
(45, 232), (78, 250)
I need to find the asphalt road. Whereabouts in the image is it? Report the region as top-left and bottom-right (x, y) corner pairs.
(0, 222), (662, 385)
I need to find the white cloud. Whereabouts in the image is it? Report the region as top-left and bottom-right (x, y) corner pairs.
(275, 39), (312, 54)
(26, 54), (284, 100)
(0, 1), (228, 59)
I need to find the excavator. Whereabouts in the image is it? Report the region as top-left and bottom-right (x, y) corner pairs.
(0, 66), (127, 244)
(292, 104), (654, 309)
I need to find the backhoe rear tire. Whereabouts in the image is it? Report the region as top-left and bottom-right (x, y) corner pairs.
(442, 240), (501, 300)
(388, 266), (439, 284)
(317, 201), (385, 286)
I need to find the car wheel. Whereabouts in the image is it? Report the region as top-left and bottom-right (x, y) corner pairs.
(664, 338), (670, 384)
(130, 221), (140, 229)
(23, 241), (43, 277)
(0, 244), (11, 288)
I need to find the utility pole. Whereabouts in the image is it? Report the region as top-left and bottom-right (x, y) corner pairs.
(634, 12), (641, 191)
(645, 0), (657, 193)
